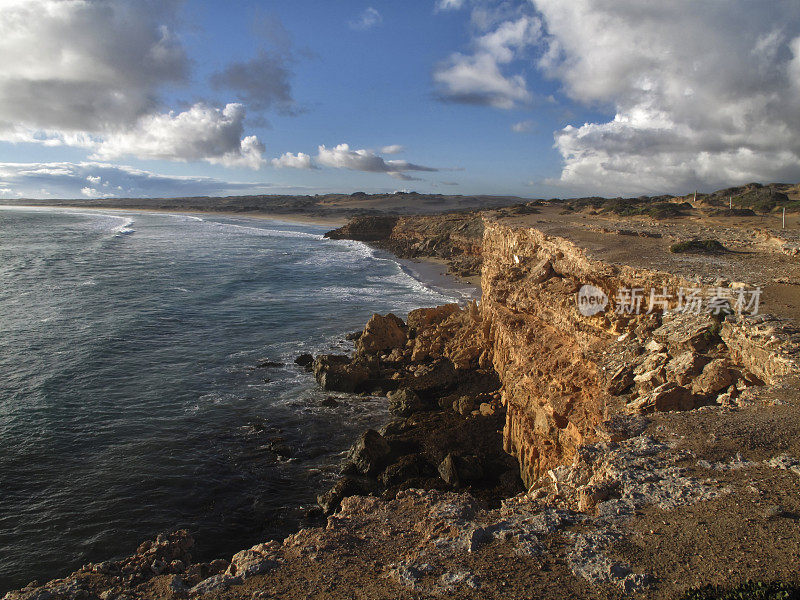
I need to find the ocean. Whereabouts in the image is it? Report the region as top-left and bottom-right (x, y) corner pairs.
(0, 207), (469, 593)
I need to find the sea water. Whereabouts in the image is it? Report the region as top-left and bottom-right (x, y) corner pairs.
(0, 207), (469, 592)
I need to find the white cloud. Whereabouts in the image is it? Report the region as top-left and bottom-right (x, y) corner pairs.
(316, 144), (438, 179)
(349, 7), (382, 30)
(271, 152), (315, 169)
(434, 15), (541, 109)
(381, 144), (405, 155)
(0, 162), (273, 199)
(0, 0), (187, 132)
(530, 0), (800, 194)
(81, 186), (114, 199)
(511, 119), (534, 133)
(91, 104), (266, 169)
(0, 0), (269, 170)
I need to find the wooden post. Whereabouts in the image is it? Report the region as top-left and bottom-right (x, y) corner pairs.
(783, 207), (786, 229)
(729, 197), (732, 210)
(693, 190), (697, 203)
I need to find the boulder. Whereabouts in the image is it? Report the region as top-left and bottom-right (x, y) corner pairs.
(652, 312), (718, 354)
(633, 352), (669, 376)
(692, 359), (735, 396)
(405, 359), (458, 394)
(379, 454), (425, 487)
(455, 396), (477, 416)
(479, 402), (496, 417)
(313, 355), (370, 392)
(189, 574), (240, 595)
(348, 429), (391, 475)
(438, 453), (484, 486)
(356, 313), (407, 355)
(528, 259), (553, 284)
(456, 455), (485, 482)
(294, 354), (314, 371)
(407, 304), (460, 331)
(438, 453), (460, 486)
(387, 388), (426, 417)
(629, 383), (695, 413)
(665, 351), (709, 386)
(607, 364), (634, 395)
(633, 368), (666, 394)
(316, 475), (378, 514)
(225, 547), (277, 579)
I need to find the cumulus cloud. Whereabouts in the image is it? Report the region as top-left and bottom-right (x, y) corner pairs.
(529, 0), (800, 194)
(349, 7), (382, 30)
(0, 0), (187, 132)
(434, 15), (541, 109)
(0, 162), (272, 199)
(381, 144), (405, 155)
(210, 50), (298, 114)
(271, 152), (316, 169)
(316, 144), (438, 179)
(0, 0), (270, 169)
(91, 104), (266, 169)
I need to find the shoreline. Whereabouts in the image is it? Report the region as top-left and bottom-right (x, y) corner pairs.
(0, 206), (476, 596)
(394, 255), (480, 303)
(0, 204), (349, 227)
(9, 208), (800, 599)
(0, 203), (476, 306)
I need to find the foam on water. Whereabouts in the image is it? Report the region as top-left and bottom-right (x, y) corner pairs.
(0, 207), (462, 594)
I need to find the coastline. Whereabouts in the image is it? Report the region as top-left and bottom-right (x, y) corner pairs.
(393, 256), (480, 303)
(0, 204), (349, 227)
(9, 208), (800, 599)
(10, 204), (479, 304)
(0, 206), (478, 597)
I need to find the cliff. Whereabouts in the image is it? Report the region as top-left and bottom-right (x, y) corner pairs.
(479, 221), (799, 489)
(8, 212), (800, 600)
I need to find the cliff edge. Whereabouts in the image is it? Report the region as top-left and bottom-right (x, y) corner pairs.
(8, 206), (800, 600)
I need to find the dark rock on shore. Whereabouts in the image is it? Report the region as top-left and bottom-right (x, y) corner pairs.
(347, 429), (391, 475)
(324, 215), (399, 242)
(314, 307), (522, 515)
(387, 388), (425, 417)
(312, 355), (370, 392)
(294, 354), (313, 371)
(257, 360), (284, 368)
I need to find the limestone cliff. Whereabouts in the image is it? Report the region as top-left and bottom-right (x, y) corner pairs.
(478, 220), (799, 488)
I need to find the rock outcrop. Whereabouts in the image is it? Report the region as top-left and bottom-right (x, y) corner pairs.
(326, 213), (485, 277)
(10, 213), (800, 600)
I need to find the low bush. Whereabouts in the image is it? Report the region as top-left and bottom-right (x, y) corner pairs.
(670, 239), (726, 254)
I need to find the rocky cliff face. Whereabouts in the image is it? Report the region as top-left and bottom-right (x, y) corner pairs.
(478, 221), (798, 488)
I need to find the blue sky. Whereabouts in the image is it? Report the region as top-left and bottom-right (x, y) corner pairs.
(0, 0), (799, 199)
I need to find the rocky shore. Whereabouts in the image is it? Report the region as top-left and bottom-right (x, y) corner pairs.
(7, 198), (800, 600)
